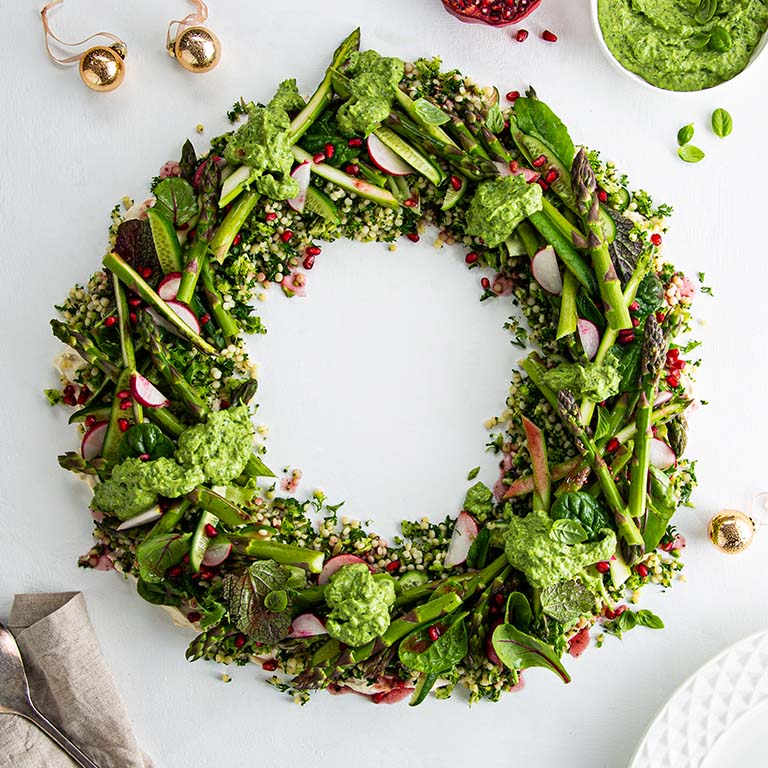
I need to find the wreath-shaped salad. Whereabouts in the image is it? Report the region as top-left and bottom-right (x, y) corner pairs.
(48, 29), (699, 706)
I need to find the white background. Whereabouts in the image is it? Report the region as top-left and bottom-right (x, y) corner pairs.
(1, 1), (767, 766)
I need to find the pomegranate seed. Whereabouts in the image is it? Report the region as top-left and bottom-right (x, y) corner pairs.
(204, 523), (218, 538)
(117, 389), (130, 399)
(85, 415), (96, 427)
(597, 189), (608, 203)
(403, 198), (418, 208)
(262, 659), (278, 672)
(77, 386), (90, 405)
(188, 229), (197, 240)
(509, 160), (519, 173)
(167, 565), (183, 579)
(138, 453), (150, 461)
(200, 313), (211, 325)
(385, 560), (400, 572)
(536, 179), (549, 191)
(233, 233), (241, 246)
(347, 137), (363, 148)
(650, 233), (662, 247)
(324, 143), (336, 159)
(345, 164), (360, 176)
(660, 540), (674, 552)
(614, 604), (628, 617)
(618, 330), (635, 345)
(545, 169), (559, 184)
(63, 389), (76, 406)
(104, 316), (118, 327)
(666, 374), (680, 388)
(406, 233), (420, 243)
(542, 30), (558, 42)
(606, 438), (620, 453)
(306, 245), (321, 257)
(515, 29), (529, 43)
(632, 317), (640, 327)
(465, 252), (479, 265)
(117, 418), (130, 432)
(303, 254), (315, 270)
(187, 611), (201, 623)
(635, 564), (649, 579)
(493, 592), (505, 605)
(129, 312), (138, 324)
(595, 561), (611, 574)
(280, 230), (293, 243)
(428, 626), (441, 642)
(481, 277), (491, 290)
(667, 347), (680, 362)
(450, 175), (462, 191)
(532, 154), (547, 168)
(265, 212), (277, 222)
(235, 634), (246, 648)
(630, 300), (640, 312)
(656, 311), (666, 323)
(119, 399), (132, 411)
(128, 297), (142, 308)
(313, 152), (326, 164)
(506, 90), (521, 102)
(140, 267), (153, 279)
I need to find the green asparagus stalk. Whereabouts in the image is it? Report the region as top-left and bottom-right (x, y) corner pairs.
(516, 221), (539, 258)
(520, 353), (559, 411)
(112, 275), (143, 424)
(628, 314), (666, 529)
(467, 569), (510, 665)
(557, 271), (578, 339)
(557, 389), (645, 557)
(101, 369), (132, 467)
(186, 486), (253, 528)
(177, 159), (220, 305)
(522, 416), (550, 514)
(239, 453), (276, 479)
(448, 114), (491, 160)
(571, 149), (632, 331)
(393, 88), (458, 147)
(200, 262), (239, 340)
(145, 500), (191, 540)
(243, 539), (325, 574)
(50, 320), (120, 381)
(209, 191), (259, 263)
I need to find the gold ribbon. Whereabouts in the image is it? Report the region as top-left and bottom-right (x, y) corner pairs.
(167, 0), (210, 49)
(40, 0), (124, 65)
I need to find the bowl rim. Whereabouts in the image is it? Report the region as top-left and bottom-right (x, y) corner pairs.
(589, 0), (768, 95)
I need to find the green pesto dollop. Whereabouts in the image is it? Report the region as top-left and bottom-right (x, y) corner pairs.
(140, 457), (204, 498)
(544, 361), (621, 402)
(465, 175), (543, 248)
(503, 510), (617, 588)
(92, 458), (158, 521)
(337, 50), (405, 137)
(325, 564), (396, 647)
(224, 79), (306, 199)
(176, 405), (254, 485)
(598, 0), (768, 91)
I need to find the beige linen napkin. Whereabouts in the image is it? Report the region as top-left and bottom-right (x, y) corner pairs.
(0, 592), (154, 768)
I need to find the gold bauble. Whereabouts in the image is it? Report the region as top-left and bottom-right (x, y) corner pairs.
(78, 44), (126, 92)
(171, 26), (221, 73)
(708, 510), (756, 554)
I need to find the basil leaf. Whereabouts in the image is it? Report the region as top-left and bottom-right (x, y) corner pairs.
(413, 98), (450, 126)
(689, 31), (712, 50)
(635, 609), (665, 630)
(695, 0), (717, 24)
(551, 492), (614, 541)
(467, 466), (480, 481)
(486, 105), (505, 135)
(550, 518), (588, 545)
(709, 25), (732, 52)
(504, 592), (532, 633)
(399, 615), (468, 674)
(678, 145), (706, 163)
(491, 623), (571, 683)
(606, 608), (637, 638)
(136, 532), (192, 584)
(514, 97), (575, 169)
(118, 423), (176, 461)
(540, 580), (595, 624)
(463, 482), (494, 522)
(153, 177), (198, 226)
(466, 526), (491, 569)
(677, 124), (694, 146)
(711, 108), (733, 138)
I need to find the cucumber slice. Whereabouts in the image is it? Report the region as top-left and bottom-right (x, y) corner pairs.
(409, 672), (440, 707)
(219, 165), (255, 208)
(68, 402), (110, 424)
(305, 186), (340, 225)
(147, 208), (183, 274)
(397, 571), (429, 591)
(612, 187), (631, 212)
(374, 126), (446, 187)
(441, 176), (468, 211)
(599, 205), (617, 243)
(190, 511), (218, 573)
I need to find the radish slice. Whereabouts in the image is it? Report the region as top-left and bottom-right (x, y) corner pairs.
(577, 319), (600, 361)
(166, 300), (201, 334)
(444, 511), (479, 568)
(81, 420), (109, 461)
(130, 372), (171, 408)
(157, 272), (182, 301)
(494, 161), (513, 177)
(288, 613), (328, 638)
(116, 506), (163, 531)
(318, 554), (368, 586)
(287, 162), (311, 213)
(367, 134), (414, 176)
(653, 390), (673, 407)
(520, 167), (540, 183)
(202, 538), (232, 567)
(531, 245), (563, 295)
(649, 438), (676, 470)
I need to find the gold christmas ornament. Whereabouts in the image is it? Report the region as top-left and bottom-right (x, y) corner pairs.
(708, 510), (756, 554)
(41, 0), (127, 93)
(167, 2), (221, 74)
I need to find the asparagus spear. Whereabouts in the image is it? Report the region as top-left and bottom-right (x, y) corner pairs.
(50, 320), (120, 381)
(209, 191), (259, 263)
(393, 88), (458, 146)
(177, 159), (220, 305)
(571, 149), (632, 331)
(557, 389), (645, 558)
(112, 274), (143, 424)
(200, 261), (239, 340)
(503, 457), (583, 499)
(522, 417), (550, 514)
(627, 315), (667, 530)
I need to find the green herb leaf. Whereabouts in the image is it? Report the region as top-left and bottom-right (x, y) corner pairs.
(467, 466), (481, 481)
(465, 526), (491, 570)
(550, 518), (589, 545)
(711, 108), (733, 138)
(678, 145), (706, 163)
(264, 589), (289, 613)
(677, 124), (694, 146)
(463, 482), (494, 522)
(689, 32), (712, 50)
(504, 592), (532, 633)
(491, 623), (571, 683)
(136, 532), (192, 584)
(635, 609), (665, 630)
(606, 608), (637, 638)
(486, 105), (505, 135)
(695, 0), (717, 24)
(634, 273), (665, 318)
(153, 177), (198, 226)
(594, 406), (612, 442)
(607, 212), (644, 286)
(413, 97), (450, 126)
(540, 580), (596, 624)
(551, 492), (614, 541)
(514, 97), (575, 168)
(118, 423), (176, 462)
(399, 615), (468, 674)
(709, 25), (733, 53)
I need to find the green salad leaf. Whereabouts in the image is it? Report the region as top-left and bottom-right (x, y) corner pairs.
(540, 580), (596, 624)
(551, 492), (614, 541)
(491, 623), (571, 683)
(118, 423), (176, 461)
(136, 532), (192, 584)
(711, 108), (733, 138)
(678, 145), (705, 163)
(550, 518), (588, 545)
(709, 25), (732, 52)
(466, 526), (491, 569)
(153, 178), (198, 226)
(504, 592), (532, 633)
(513, 97), (575, 169)
(399, 614), (468, 674)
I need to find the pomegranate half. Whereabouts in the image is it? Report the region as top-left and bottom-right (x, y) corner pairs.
(441, 0), (542, 27)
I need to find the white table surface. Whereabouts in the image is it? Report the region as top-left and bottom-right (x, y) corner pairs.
(2, 1), (767, 766)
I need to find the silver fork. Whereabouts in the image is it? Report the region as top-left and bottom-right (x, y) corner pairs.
(0, 622), (101, 768)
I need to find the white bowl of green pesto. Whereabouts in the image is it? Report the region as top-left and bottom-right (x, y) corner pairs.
(590, 0), (768, 92)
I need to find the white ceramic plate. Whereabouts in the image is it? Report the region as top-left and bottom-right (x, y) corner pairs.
(629, 631), (768, 768)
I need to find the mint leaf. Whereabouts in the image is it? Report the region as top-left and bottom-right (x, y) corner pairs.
(678, 145), (705, 163)
(540, 580), (595, 624)
(677, 124), (694, 146)
(711, 108), (733, 138)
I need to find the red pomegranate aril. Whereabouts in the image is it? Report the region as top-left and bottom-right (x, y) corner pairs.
(630, 300), (640, 312)
(104, 315), (118, 327)
(280, 230), (293, 243)
(406, 233), (420, 242)
(348, 137), (363, 148)
(656, 311), (666, 323)
(77, 386), (90, 405)
(204, 523), (218, 538)
(597, 189), (608, 203)
(509, 160), (519, 173)
(324, 143), (336, 159)
(233, 233), (242, 246)
(606, 438), (620, 453)
(345, 164), (360, 176)
(303, 254), (315, 270)
(129, 312), (138, 324)
(306, 245), (321, 257)
(200, 313), (211, 326)
(262, 659), (278, 672)
(385, 560), (401, 572)
(119, 399), (132, 411)
(138, 453), (150, 461)
(128, 297), (142, 308)
(117, 389), (130, 399)
(187, 611), (201, 623)
(140, 267), (153, 279)
(403, 198), (418, 208)
(441, 0), (543, 28)
(666, 374), (680, 388)
(428, 625), (441, 642)
(618, 330), (635, 345)
(85, 415), (96, 427)
(632, 317), (640, 327)
(545, 169), (559, 184)
(532, 154), (547, 168)
(542, 29), (558, 42)
(515, 29), (529, 42)
(595, 561), (611, 574)
(235, 634), (246, 648)
(635, 564), (649, 579)
(117, 418), (130, 432)
(506, 90), (521, 102)
(465, 251), (479, 265)
(265, 212), (277, 222)
(167, 565), (183, 579)
(536, 178), (549, 191)
(650, 233), (662, 247)
(450, 175), (463, 191)
(313, 152), (326, 164)
(481, 277), (491, 290)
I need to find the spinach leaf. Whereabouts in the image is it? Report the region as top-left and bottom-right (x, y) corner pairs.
(491, 623), (571, 683)
(607, 212), (644, 285)
(540, 580), (595, 624)
(576, 292), (607, 331)
(551, 492), (614, 541)
(514, 97), (575, 169)
(504, 592), (532, 633)
(594, 405), (612, 442)
(711, 108), (733, 138)
(550, 518), (588, 545)
(301, 109), (360, 169)
(413, 98), (450, 126)
(136, 532), (192, 584)
(154, 177), (198, 226)
(608, 341), (643, 393)
(466, 526), (491, 569)
(399, 615), (468, 674)
(463, 482), (494, 522)
(118, 423), (176, 461)
(486, 105), (505, 135)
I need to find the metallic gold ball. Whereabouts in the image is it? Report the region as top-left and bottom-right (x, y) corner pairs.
(708, 510), (756, 554)
(78, 45), (126, 92)
(172, 26), (221, 73)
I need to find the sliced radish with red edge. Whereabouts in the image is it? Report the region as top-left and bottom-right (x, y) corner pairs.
(287, 162), (311, 213)
(318, 553), (370, 586)
(116, 506), (163, 531)
(653, 390), (673, 407)
(288, 613), (328, 638)
(202, 538), (233, 567)
(531, 245), (562, 295)
(444, 511), (479, 568)
(157, 272), (182, 301)
(81, 420), (108, 461)
(130, 372), (170, 408)
(649, 438), (676, 470)
(494, 161), (513, 177)
(367, 134), (414, 176)
(577, 319), (600, 361)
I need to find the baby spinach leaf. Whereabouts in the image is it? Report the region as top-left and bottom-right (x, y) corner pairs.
(491, 623), (571, 683)
(486, 105), (505, 135)
(118, 423), (176, 461)
(608, 341), (643, 393)
(414, 98), (450, 126)
(678, 145), (706, 163)
(154, 177), (198, 226)
(137, 532), (192, 584)
(504, 592), (532, 633)
(677, 124), (694, 146)
(550, 518), (588, 545)
(711, 108), (733, 138)
(551, 492), (614, 541)
(576, 292), (607, 331)
(399, 615), (468, 674)
(634, 273), (665, 318)
(594, 406), (612, 442)
(463, 482), (494, 522)
(540, 580), (595, 624)
(514, 97), (575, 169)
(300, 109), (359, 168)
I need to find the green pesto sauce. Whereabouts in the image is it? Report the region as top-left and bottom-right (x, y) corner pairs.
(543, 361), (621, 402)
(598, 0), (768, 91)
(325, 564), (396, 647)
(92, 458), (158, 521)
